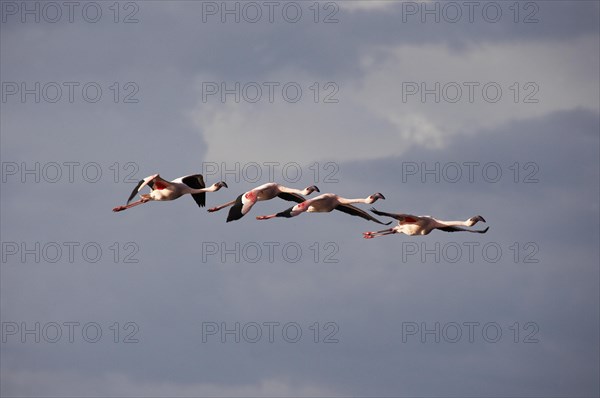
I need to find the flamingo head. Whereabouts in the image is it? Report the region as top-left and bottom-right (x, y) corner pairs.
(215, 181), (228, 189)
(369, 192), (386, 203)
(305, 185), (320, 194)
(469, 215), (486, 225)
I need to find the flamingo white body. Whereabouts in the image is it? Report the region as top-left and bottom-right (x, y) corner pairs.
(112, 173), (227, 212)
(208, 182), (320, 222)
(363, 208), (488, 238)
(256, 193), (391, 225)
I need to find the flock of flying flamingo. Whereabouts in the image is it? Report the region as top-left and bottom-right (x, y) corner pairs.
(112, 173), (489, 237)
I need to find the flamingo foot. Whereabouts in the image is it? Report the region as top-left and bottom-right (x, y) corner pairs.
(113, 206), (126, 212)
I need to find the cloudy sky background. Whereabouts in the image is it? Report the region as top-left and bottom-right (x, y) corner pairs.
(1, 1), (599, 396)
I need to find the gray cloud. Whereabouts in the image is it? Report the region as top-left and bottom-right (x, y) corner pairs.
(1, 1), (598, 397)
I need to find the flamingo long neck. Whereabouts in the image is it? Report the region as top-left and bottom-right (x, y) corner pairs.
(278, 186), (310, 196)
(188, 184), (220, 194)
(435, 219), (473, 227)
(337, 197), (372, 205)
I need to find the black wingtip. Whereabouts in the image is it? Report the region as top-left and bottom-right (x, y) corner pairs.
(192, 192), (206, 208)
(226, 195), (244, 222)
(226, 210), (243, 222)
(371, 217), (392, 225)
(275, 206), (295, 218)
(370, 207), (383, 216)
(226, 215), (241, 222)
(126, 179), (145, 204)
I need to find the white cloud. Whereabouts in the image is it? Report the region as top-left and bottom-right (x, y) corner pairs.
(357, 35), (599, 138)
(189, 35), (599, 164)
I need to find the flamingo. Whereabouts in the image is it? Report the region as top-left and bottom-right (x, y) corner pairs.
(255, 193), (391, 225)
(112, 173), (227, 212)
(363, 208), (488, 238)
(208, 182), (320, 222)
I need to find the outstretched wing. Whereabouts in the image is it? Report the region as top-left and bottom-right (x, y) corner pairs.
(227, 195), (244, 222)
(277, 192), (306, 203)
(226, 193), (259, 222)
(336, 204), (392, 225)
(438, 226), (490, 234)
(126, 180), (145, 204)
(181, 174), (206, 208)
(126, 174), (165, 204)
(370, 208), (419, 223)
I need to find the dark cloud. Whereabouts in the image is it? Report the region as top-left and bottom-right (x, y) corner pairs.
(1, 1), (598, 396)
(2, 106), (598, 396)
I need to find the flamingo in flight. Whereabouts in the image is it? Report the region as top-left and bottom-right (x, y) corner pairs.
(112, 173), (228, 212)
(363, 208), (488, 238)
(208, 182), (320, 222)
(255, 193), (392, 225)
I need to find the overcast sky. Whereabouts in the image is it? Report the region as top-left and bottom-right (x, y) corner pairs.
(1, 1), (599, 397)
